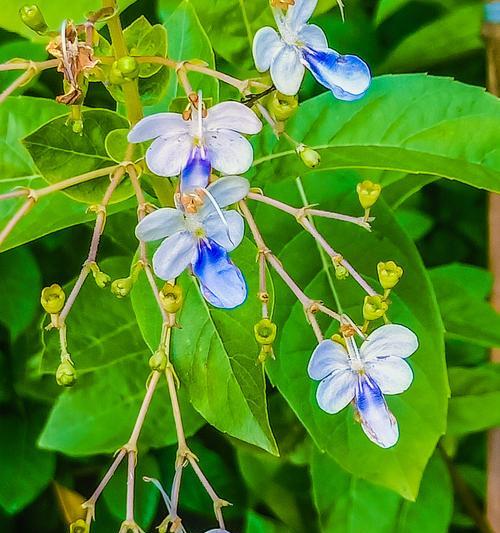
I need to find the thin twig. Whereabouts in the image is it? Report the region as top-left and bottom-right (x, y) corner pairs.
(0, 69), (35, 104)
(0, 198), (35, 248)
(0, 59), (58, 72)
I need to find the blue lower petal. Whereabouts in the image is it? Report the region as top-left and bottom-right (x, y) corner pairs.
(180, 145), (211, 193)
(354, 374), (399, 448)
(192, 238), (247, 309)
(301, 47), (371, 101)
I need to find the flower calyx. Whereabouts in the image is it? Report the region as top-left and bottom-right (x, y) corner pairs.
(254, 318), (277, 363)
(88, 261), (111, 288)
(69, 519), (89, 533)
(159, 283), (183, 313)
(56, 358), (77, 387)
(362, 294), (388, 322)
(268, 91), (299, 121)
(356, 180), (381, 221)
(41, 283), (66, 314)
(296, 144), (321, 168)
(377, 260), (403, 294)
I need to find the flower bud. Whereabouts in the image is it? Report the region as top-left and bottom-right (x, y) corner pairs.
(296, 144), (321, 168)
(356, 180), (381, 210)
(56, 360), (77, 387)
(254, 318), (277, 345)
(257, 344), (274, 364)
(116, 56), (140, 79)
(334, 263), (349, 280)
(19, 5), (48, 34)
(377, 261), (403, 290)
(41, 284), (66, 314)
(268, 92), (298, 121)
(362, 295), (388, 321)
(72, 119), (83, 134)
(108, 63), (125, 85)
(111, 277), (133, 298)
(70, 519), (88, 533)
(159, 283), (183, 313)
(149, 349), (167, 372)
(330, 333), (346, 347)
(89, 263), (111, 288)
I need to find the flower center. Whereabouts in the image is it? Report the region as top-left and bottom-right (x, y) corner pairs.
(184, 213), (205, 237)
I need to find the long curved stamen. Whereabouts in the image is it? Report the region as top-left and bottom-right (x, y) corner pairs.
(143, 477), (187, 533)
(196, 89), (203, 141)
(60, 20), (73, 82)
(202, 187), (234, 246)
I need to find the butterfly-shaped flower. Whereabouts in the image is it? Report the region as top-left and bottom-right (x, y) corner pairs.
(128, 99), (262, 193)
(308, 324), (418, 448)
(136, 176), (249, 309)
(253, 0), (371, 99)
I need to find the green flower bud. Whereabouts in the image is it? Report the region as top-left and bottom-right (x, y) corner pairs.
(362, 295), (388, 321)
(159, 283), (183, 313)
(330, 333), (346, 347)
(71, 119), (83, 134)
(116, 56), (139, 79)
(377, 261), (403, 290)
(111, 277), (133, 298)
(70, 519), (88, 533)
(19, 5), (48, 34)
(254, 318), (277, 345)
(41, 284), (66, 314)
(89, 263), (111, 288)
(257, 344), (274, 364)
(56, 360), (77, 387)
(268, 92), (298, 121)
(108, 63), (126, 85)
(356, 180), (381, 210)
(334, 263), (349, 280)
(296, 144), (321, 168)
(149, 349), (167, 372)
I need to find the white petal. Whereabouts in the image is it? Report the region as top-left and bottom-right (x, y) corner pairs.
(205, 102), (262, 135)
(287, 0), (318, 31)
(135, 208), (185, 242)
(355, 375), (399, 448)
(316, 369), (356, 414)
(252, 27), (284, 72)
(360, 324), (419, 362)
(308, 339), (350, 380)
(365, 357), (413, 395)
(128, 113), (189, 143)
(205, 130), (253, 175)
(206, 176), (250, 208)
(152, 231), (196, 280)
(298, 23), (328, 50)
(203, 210), (244, 252)
(145, 133), (192, 177)
(270, 45), (305, 96)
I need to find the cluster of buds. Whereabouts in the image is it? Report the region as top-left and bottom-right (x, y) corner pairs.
(254, 318), (277, 363)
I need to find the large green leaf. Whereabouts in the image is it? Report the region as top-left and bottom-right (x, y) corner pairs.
(150, 0), (218, 114)
(252, 75), (500, 193)
(0, 407), (56, 514)
(429, 264), (500, 347)
(447, 364), (500, 436)
(23, 109), (133, 204)
(38, 257), (204, 455)
(378, 4), (483, 74)
(374, 0), (455, 25)
(0, 0), (139, 40)
(258, 174), (447, 498)
(0, 247), (41, 339)
(131, 239), (278, 455)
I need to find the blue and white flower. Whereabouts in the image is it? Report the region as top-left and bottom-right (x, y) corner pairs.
(136, 176), (249, 309)
(128, 99), (262, 193)
(308, 324), (418, 448)
(253, 0), (371, 99)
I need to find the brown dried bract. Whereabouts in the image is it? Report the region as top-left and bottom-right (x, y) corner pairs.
(47, 20), (98, 105)
(271, 0), (295, 8)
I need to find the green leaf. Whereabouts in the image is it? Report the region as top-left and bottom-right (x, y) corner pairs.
(151, 0), (218, 114)
(105, 128), (143, 163)
(103, 453), (160, 530)
(23, 108), (133, 204)
(378, 4), (482, 74)
(244, 510), (288, 533)
(0, 247), (41, 339)
(0, 0), (139, 40)
(131, 239), (277, 455)
(0, 407), (56, 514)
(394, 208), (433, 241)
(374, 0), (454, 25)
(124, 16), (168, 78)
(38, 257), (204, 455)
(0, 40), (48, 92)
(429, 264), (500, 347)
(252, 75), (500, 193)
(447, 364), (500, 436)
(259, 174), (447, 499)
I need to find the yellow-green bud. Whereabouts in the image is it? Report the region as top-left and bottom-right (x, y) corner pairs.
(268, 92), (298, 121)
(149, 350), (167, 372)
(70, 519), (88, 533)
(19, 5), (48, 34)
(296, 144), (321, 168)
(72, 119), (83, 134)
(89, 263), (111, 288)
(330, 333), (346, 347)
(116, 56), (139, 79)
(111, 277), (133, 298)
(41, 284), (65, 314)
(334, 263), (349, 280)
(159, 283), (183, 313)
(108, 64), (125, 85)
(254, 318), (277, 345)
(377, 261), (403, 290)
(356, 180), (381, 210)
(257, 344), (274, 363)
(56, 360), (77, 387)
(363, 295), (388, 321)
